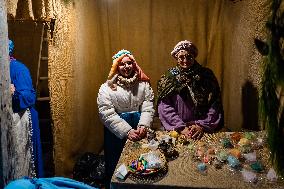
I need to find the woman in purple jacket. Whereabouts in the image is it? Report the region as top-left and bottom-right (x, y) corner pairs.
(157, 40), (223, 140)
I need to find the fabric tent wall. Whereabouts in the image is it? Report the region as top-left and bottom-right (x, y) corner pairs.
(6, 0), (270, 176)
(0, 0), (12, 186)
(70, 0), (269, 176)
(222, 0), (270, 131)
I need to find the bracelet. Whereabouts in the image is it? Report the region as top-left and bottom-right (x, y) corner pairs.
(138, 124), (148, 128)
(127, 129), (133, 136)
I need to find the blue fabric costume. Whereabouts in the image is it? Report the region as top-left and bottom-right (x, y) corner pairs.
(9, 40), (44, 178)
(5, 177), (98, 189)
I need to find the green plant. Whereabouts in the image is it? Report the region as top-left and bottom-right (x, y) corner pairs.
(255, 0), (284, 177)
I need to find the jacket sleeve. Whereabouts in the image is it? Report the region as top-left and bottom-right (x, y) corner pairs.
(158, 96), (187, 131)
(194, 100), (223, 132)
(138, 82), (155, 127)
(12, 65), (36, 112)
(97, 84), (132, 139)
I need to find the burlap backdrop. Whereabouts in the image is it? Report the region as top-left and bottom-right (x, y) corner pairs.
(6, 0), (270, 176)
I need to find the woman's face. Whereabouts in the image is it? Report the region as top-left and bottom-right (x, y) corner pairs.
(177, 50), (195, 69)
(118, 56), (135, 78)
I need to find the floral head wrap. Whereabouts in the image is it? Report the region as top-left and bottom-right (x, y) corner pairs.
(9, 39), (14, 56)
(107, 49), (150, 81)
(171, 40), (198, 59)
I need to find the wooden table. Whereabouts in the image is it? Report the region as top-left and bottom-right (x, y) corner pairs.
(111, 131), (284, 189)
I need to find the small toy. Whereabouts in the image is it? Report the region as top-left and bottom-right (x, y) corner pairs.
(229, 148), (241, 159)
(267, 168), (277, 182)
(227, 155), (240, 168)
(241, 170), (257, 183)
(250, 161), (263, 172)
(197, 163), (207, 173)
(217, 150), (228, 162)
(169, 130), (179, 138)
(221, 138), (233, 148)
(230, 132), (242, 143)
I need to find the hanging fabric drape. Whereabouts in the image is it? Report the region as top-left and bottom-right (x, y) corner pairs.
(6, 0), (270, 176)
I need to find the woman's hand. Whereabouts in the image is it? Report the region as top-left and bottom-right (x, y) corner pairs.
(127, 126), (147, 141)
(10, 84), (15, 95)
(181, 127), (191, 137)
(188, 124), (204, 140)
(127, 129), (140, 141)
(137, 126), (147, 139)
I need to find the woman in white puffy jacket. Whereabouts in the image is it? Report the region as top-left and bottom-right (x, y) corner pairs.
(97, 50), (154, 186)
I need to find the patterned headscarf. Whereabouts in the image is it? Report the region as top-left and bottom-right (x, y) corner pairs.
(9, 39), (14, 56)
(107, 49), (150, 81)
(171, 40), (198, 59)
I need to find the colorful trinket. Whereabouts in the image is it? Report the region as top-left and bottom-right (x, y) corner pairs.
(178, 134), (187, 144)
(188, 143), (195, 151)
(250, 161), (263, 172)
(229, 148), (241, 159)
(230, 132), (242, 143)
(196, 147), (205, 159)
(267, 168), (278, 182)
(203, 154), (210, 163)
(239, 138), (249, 146)
(221, 138), (233, 148)
(197, 163), (207, 173)
(240, 144), (252, 153)
(217, 150), (228, 162)
(243, 151), (257, 162)
(227, 155), (240, 168)
(207, 148), (215, 155)
(169, 130), (179, 138)
(244, 132), (255, 140)
(241, 170), (257, 183)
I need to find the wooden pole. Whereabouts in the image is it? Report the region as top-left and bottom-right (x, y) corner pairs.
(0, 0), (13, 187)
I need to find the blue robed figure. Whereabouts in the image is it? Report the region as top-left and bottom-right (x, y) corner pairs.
(9, 39), (44, 178)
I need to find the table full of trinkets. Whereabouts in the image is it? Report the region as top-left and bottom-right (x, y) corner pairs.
(111, 130), (284, 189)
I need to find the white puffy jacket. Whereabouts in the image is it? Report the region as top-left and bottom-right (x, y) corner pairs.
(97, 81), (154, 139)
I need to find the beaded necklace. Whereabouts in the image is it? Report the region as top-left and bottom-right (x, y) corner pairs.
(117, 72), (138, 89)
